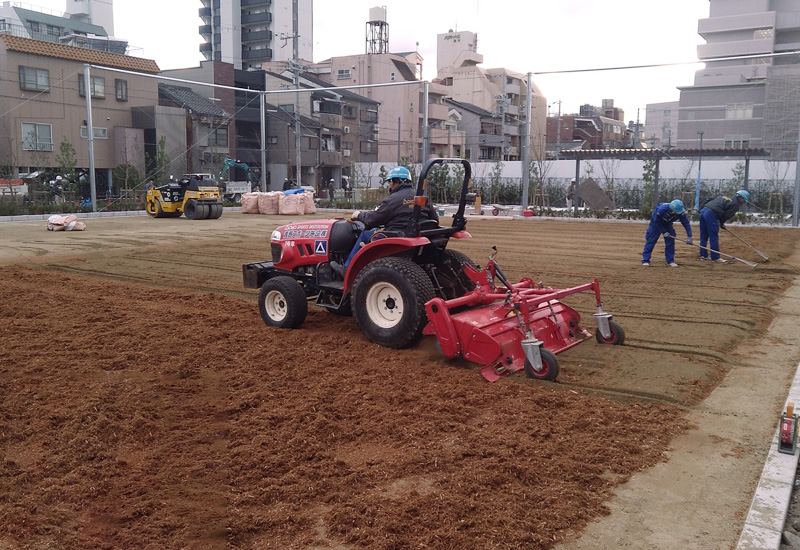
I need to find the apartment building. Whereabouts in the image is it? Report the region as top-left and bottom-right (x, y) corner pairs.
(677, 0), (800, 159)
(198, 0), (312, 70)
(434, 30), (546, 163)
(0, 34), (159, 188)
(0, 0), (126, 53)
(644, 101), (680, 149)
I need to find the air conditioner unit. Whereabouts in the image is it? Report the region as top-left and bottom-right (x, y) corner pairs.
(313, 100), (321, 112)
(343, 126), (350, 133)
(343, 149), (351, 157)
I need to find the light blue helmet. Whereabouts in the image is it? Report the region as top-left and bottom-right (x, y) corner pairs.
(386, 166), (412, 182)
(669, 199), (685, 215)
(736, 189), (750, 202)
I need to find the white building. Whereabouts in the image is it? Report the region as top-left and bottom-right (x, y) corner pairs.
(677, 0), (800, 160)
(198, 0), (312, 70)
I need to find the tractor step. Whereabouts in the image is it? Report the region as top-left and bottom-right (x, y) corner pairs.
(318, 280), (344, 291)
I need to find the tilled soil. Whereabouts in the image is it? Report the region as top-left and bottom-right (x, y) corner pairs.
(0, 212), (798, 549)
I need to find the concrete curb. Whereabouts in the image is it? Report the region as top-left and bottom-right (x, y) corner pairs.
(737, 361), (800, 549)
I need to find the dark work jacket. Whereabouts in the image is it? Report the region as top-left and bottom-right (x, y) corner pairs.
(702, 195), (741, 225)
(357, 182), (439, 234)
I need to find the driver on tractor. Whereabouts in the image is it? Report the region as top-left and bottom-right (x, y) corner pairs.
(330, 166), (439, 277)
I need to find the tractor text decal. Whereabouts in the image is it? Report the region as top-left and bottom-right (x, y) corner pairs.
(283, 225), (329, 239)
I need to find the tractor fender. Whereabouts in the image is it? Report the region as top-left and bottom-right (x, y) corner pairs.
(343, 236), (431, 290)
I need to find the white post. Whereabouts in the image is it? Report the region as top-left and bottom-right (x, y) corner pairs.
(83, 64), (97, 212)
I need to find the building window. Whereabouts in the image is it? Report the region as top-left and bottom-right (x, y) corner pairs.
(21, 122), (53, 151)
(80, 126), (109, 139)
(342, 105), (356, 119)
(278, 104), (294, 113)
(19, 66), (49, 91)
(115, 79), (128, 101)
(208, 127), (228, 147)
(79, 75), (106, 98)
(361, 109), (378, 123)
(724, 134), (751, 149)
(337, 69), (351, 80)
(359, 141), (375, 154)
(267, 136), (278, 144)
(726, 103), (753, 119)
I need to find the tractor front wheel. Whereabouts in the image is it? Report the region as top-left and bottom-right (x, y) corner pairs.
(523, 348), (559, 381)
(595, 319), (625, 345)
(258, 276), (308, 329)
(352, 257), (435, 349)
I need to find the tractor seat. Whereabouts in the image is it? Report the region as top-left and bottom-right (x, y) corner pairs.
(329, 219), (359, 254)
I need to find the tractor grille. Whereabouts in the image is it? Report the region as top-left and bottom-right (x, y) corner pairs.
(271, 243), (283, 263)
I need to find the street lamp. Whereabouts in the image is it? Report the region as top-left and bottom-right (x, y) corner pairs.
(694, 131), (704, 210)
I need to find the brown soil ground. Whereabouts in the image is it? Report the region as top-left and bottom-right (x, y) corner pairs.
(1, 212), (799, 550)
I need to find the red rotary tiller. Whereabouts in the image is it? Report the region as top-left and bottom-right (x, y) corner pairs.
(423, 248), (625, 382)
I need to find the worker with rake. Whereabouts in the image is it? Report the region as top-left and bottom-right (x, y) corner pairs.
(641, 199), (693, 267)
(698, 190), (749, 263)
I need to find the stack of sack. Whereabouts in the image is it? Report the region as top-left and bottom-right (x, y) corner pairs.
(241, 191), (316, 215)
(46, 214), (86, 231)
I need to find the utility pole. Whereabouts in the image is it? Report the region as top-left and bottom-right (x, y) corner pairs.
(555, 100), (561, 160)
(694, 131), (704, 211)
(521, 73), (532, 209)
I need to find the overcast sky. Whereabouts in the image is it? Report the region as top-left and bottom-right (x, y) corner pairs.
(28, 0), (710, 122)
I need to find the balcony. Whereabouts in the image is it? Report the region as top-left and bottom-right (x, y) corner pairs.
(320, 151), (343, 166)
(698, 12), (775, 37)
(318, 113), (341, 128)
(242, 48), (272, 60)
(199, 7), (212, 18)
(697, 37), (774, 60)
(242, 0), (271, 6)
(426, 102), (448, 121)
(242, 12), (271, 25)
(199, 24), (212, 36)
(200, 42), (213, 54)
(242, 29), (272, 43)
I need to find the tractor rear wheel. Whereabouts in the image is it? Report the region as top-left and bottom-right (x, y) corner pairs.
(258, 276), (308, 329)
(435, 249), (477, 300)
(523, 348), (560, 381)
(595, 319), (625, 345)
(352, 257), (435, 349)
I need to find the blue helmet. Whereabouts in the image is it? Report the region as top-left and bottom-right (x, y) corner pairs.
(736, 189), (750, 202)
(385, 166), (412, 182)
(669, 199), (685, 215)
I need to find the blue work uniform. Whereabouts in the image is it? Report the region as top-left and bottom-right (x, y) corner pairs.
(699, 195), (741, 260)
(642, 203), (693, 264)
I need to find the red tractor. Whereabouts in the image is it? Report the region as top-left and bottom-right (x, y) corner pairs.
(243, 158), (624, 381)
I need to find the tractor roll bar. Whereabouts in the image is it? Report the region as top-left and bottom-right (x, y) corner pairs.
(408, 158), (472, 236)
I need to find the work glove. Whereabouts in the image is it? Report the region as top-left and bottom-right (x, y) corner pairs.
(686, 237), (693, 245)
(720, 223), (725, 229)
(662, 232), (672, 239)
(351, 210), (361, 220)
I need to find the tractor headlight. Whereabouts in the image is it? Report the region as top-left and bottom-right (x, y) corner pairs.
(270, 229), (281, 241)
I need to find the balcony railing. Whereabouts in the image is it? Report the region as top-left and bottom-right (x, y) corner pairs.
(242, 0), (271, 6)
(242, 12), (271, 25)
(242, 48), (272, 60)
(199, 24), (212, 36)
(242, 29), (272, 43)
